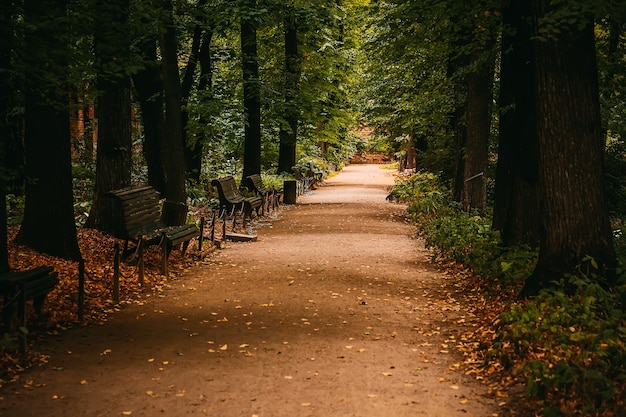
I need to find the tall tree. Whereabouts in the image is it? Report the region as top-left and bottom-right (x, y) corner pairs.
(277, 8), (301, 174)
(240, 0), (262, 182)
(449, 3), (499, 213)
(521, 0), (617, 296)
(84, 0), (132, 235)
(132, 37), (167, 194)
(159, 0), (188, 209)
(180, 0), (210, 183)
(492, 0), (542, 247)
(14, 0), (81, 261)
(0, 0), (12, 271)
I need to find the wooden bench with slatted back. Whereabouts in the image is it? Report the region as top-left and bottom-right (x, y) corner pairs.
(244, 174), (281, 215)
(1, 265), (59, 352)
(108, 185), (200, 275)
(211, 176), (262, 223)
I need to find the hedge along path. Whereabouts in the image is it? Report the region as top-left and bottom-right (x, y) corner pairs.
(0, 164), (501, 417)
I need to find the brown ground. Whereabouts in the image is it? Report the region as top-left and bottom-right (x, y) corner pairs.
(0, 164), (502, 417)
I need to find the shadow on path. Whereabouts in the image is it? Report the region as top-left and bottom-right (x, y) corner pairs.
(0, 164), (499, 417)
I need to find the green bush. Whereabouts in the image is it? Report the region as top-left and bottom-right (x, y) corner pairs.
(493, 272), (626, 416)
(391, 168), (624, 417)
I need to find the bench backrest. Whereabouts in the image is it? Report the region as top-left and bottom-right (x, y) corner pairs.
(245, 174), (267, 194)
(109, 186), (162, 239)
(291, 166), (303, 180)
(211, 176), (244, 204)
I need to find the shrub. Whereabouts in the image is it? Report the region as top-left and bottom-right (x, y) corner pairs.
(492, 271), (626, 416)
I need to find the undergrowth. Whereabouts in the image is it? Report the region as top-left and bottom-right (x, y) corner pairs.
(390, 171), (626, 417)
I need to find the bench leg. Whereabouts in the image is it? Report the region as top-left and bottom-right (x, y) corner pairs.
(138, 237), (145, 286)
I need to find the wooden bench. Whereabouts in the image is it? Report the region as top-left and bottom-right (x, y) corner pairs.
(244, 174), (281, 215)
(291, 166), (308, 195)
(307, 161), (324, 184)
(108, 186), (201, 276)
(0, 266), (59, 352)
(211, 176), (262, 227)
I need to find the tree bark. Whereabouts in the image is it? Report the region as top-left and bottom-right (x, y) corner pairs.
(15, 0), (81, 261)
(181, 9), (206, 183)
(84, 0), (132, 236)
(521, 0), (617, 296)
(159, 0), (188, 208)
(240, 0), (262, 182)
(0, 0), (12, 271)
(132, 39), (167, 194)
(493, 0), (541, 247)
(277, 11), (300, 175)
(463, 68), (491, 214)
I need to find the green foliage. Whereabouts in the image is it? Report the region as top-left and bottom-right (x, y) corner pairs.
(5, 195), (24, 227)
(493, 272), (626, 416)
(394, 170), (624, 415)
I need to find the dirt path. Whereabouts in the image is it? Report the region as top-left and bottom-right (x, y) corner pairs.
(0, 164), (500, 417)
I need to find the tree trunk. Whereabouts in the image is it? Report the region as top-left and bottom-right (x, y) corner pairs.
(448, 49), (467, 204)
(492, 0), (541, 247)
(159, 0), (187, 208)
(15, 0), (81, 261)
(277, 11), (300, 175)
(240, 0), (262, 182)
(521, 0), (617, 296)
(132, 39), (167, 194)
(181, 16), (205, 183)
(84, 0), (132, 236)
(0, 0), (12, 271)
(193, 29), (214, 180)
(463, 68), (491, 214)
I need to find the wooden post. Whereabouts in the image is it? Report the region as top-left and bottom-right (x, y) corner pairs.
(198, 217), (205, 251)
(210, 210), (216, 243)
(113, 243), (120, 304)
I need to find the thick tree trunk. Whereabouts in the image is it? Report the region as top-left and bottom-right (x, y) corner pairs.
(159, 0), (187, 208)
(84, 0), (132, 236)
(240, 0), (262, 182)
(277, 12), (300, 175)
(132, 39), (167, 194)
(493, 0), (541, 247)
(521, 0), (617, 296)
(15, 0), (81, 261)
